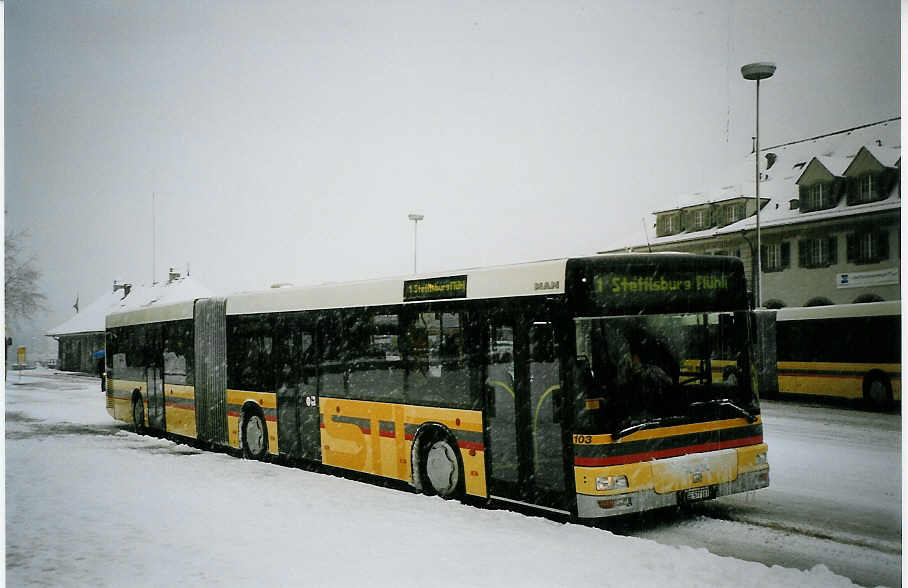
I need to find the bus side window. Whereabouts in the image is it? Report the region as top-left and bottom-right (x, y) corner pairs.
(405, 311), (470, 408)
(163, 320), (193, 386)
(318, 310), (347, 398)
(347, 312), (405, 403)
(226, 314), (274, 393)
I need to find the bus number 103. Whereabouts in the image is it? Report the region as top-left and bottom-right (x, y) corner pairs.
(573, 434), (593, 444)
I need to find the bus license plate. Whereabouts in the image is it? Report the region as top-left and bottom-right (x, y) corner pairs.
(680, 486), (712, 503)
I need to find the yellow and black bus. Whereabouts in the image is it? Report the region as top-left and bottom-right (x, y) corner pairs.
(775, 301), (901, 410)
(105, 253), (769, 519)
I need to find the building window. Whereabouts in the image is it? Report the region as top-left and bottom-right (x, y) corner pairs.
(693, 209), (706, 230)
(804, 184), (824, 210)
(760, 242), (790, 272)
(856, 174), (876, 203)
(800, 182), (841, 212)
(658, 214), (679, 236)
(847, 230), (889, 264)
(798, 237), (838, 268)
(724, 204), (745, 225)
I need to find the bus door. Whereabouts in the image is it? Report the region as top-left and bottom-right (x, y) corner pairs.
(274, 315), (321, 461)
(145, 324), (165, 431)
(485, 314), (569, 513)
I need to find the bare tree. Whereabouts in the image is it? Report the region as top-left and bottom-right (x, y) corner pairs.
(5, 230), (47, 330)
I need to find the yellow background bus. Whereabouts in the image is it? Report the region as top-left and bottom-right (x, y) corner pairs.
(775, 301), (900, 410)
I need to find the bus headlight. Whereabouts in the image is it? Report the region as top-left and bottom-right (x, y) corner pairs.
(755, 452), (767, 466)
(596, 475), (629, 491)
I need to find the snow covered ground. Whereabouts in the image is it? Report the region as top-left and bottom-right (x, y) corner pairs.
(5, 370), (898, 587)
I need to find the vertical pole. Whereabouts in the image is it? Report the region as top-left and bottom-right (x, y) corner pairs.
(754, 79), (762, 308)
(413, 219), (419, 274)
(152, 192), (157, 285)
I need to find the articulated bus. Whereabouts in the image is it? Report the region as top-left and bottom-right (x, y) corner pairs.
(775, 301), (901, 410)
(105, 254), (769, 520)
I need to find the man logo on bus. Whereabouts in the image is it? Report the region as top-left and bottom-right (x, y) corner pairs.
(534, 281), (560, 291)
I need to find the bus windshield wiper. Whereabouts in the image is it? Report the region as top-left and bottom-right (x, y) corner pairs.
(688, 399), (757, 423)
(611, 415), (688, 441)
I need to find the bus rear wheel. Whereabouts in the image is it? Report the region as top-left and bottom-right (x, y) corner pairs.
(131, 394), (145, 435)
(863, 372), (893, 411)
(242, 411), (268, 460)
(419, 432), (464, 499)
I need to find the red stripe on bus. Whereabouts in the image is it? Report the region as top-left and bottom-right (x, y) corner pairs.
(778, 372), (860, 379)
(226, 410), (276, 423)
(164, 403), (195, 411)
(573, 435), (763, 467)
(457, 440), (485, 452)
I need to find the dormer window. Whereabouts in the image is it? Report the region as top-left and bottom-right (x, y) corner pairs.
(799, 182), (837, 212)
(856, 174), (876, 203)
(724, 203), (745, 225)
(656, 213), (680, 237)
(692, 209), (706, 230)
(804, 184), (824, 210)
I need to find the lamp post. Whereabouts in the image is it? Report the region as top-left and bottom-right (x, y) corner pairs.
(408, 213), (424, 274)
(741, 62), (775, 308)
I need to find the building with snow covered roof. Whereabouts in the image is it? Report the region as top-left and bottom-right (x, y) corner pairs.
(46, 271), (212, 372)
(604, 118), (900, 308)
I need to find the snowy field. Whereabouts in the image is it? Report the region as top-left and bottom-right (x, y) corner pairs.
(5, 370), (898, 587)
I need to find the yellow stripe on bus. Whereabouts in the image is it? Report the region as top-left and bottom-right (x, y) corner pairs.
(576, 416), (762, 446)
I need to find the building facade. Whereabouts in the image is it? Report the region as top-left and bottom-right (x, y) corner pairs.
(607, 119), (900, 309)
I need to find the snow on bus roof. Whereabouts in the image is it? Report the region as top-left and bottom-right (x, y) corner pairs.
(104, 276), (213, 329)
(774, 300), (900, 321)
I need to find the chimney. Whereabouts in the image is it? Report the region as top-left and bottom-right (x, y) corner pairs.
(168, 268), (181, 284)
(113, 281), (133, 299)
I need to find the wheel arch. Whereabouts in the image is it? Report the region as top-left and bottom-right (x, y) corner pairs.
(863, 369), (893, 410)
(409, 421), (465, 496)
(240, 400), (269, 457)
(130, 388), (143, 415)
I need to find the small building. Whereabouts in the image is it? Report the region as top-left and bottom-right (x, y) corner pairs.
(604, 119), (900, 309)
(47, 272), (212, 373)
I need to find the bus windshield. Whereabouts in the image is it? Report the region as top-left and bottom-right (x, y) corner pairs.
(574, 311), (759, 435)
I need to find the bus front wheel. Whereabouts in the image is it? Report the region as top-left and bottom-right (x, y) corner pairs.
(863, 372), (893, 411)
(418, 431), (464, 499)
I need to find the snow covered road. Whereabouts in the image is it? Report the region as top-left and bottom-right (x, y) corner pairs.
(5, 371), (899, 587)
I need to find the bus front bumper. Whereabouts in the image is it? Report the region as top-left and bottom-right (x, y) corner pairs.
(576, 468), (770, 519)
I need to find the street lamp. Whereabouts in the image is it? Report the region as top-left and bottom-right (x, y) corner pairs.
(741, 62), (775, 308)
(408, 213), (424, 274)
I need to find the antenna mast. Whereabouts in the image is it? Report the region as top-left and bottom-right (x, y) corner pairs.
(152, 192), (156, 284)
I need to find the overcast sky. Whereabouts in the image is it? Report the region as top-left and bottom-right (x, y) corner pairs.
(4, 0), (901, 349)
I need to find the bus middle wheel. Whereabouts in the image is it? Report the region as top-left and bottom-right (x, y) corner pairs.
(419, 431), (464, 499)
(131, 393), (145, 435)
(242, 410), (268, 460)
(863, 372), (893, 411)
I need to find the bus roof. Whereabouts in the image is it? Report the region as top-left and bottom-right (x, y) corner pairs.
(105, 252), (745, 325)
(225, 257), (570, 315)
(106, 299), (196, 329)
(775, 300), (901, 322)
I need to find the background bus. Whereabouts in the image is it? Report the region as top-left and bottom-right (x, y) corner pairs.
(774, 300), (901, 410)
(105, 253), (769, 520)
